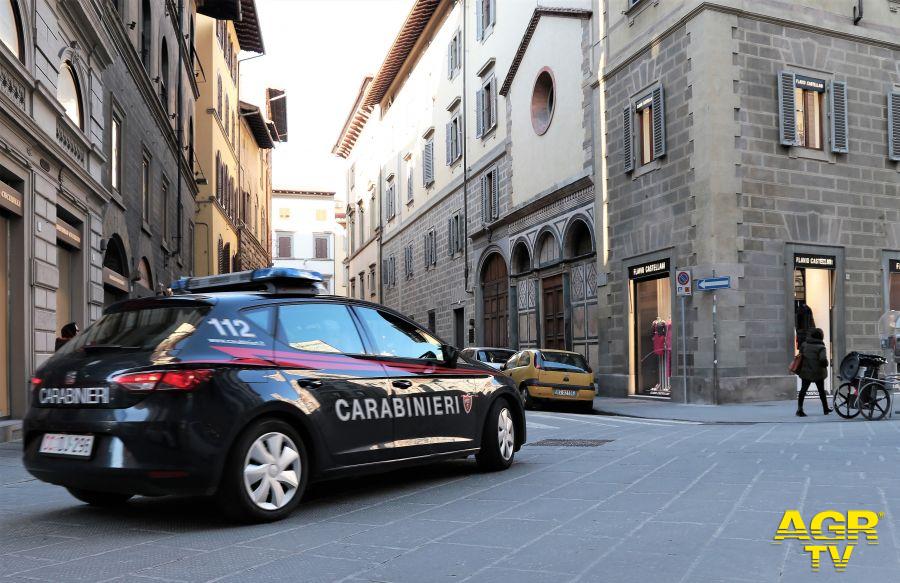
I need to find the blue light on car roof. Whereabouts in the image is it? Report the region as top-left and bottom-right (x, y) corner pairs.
(170, 268), (324, 294)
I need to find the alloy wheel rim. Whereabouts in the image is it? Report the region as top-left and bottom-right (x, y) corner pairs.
(497, 408), (515, 461)
(243, 432), (302, 511)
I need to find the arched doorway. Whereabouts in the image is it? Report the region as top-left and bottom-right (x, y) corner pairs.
(536, 230), (565, 350)
(481, 253), (509, 348)
(102, 234), (129, 306)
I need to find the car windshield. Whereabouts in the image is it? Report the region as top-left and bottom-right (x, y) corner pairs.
(481, 350), (514, 363)
(60, 306), (210, 354)
(539, 351), (589, 373)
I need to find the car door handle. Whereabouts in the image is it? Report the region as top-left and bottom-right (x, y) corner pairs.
(296, 379), (323, 389)
(392, 380), (413, 389)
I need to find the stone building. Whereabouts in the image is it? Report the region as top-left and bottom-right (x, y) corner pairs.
(593, 0), (900, 403)
(0, 0), (116, 419)
(99, 0), (199, 308)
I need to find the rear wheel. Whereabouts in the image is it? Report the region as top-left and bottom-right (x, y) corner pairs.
(520, 384), (535, 410)
(217, 418), (308, 523)
(833, 382), (861, 419)
(66, 487), (132, 507)
(476, 399), (516, 472)
(579, 399), (595, 414)
(859, 382), (890, 421)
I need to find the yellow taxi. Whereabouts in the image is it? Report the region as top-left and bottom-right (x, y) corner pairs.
(501, 349), (596, 411)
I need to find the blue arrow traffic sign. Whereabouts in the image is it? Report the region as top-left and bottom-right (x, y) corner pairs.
(696, 276), (731, 291)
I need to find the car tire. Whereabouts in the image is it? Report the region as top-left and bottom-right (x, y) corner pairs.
(66, 487), (133, 507)
(476, 398), (516, 472)
(579, 399), (595, 414)
(217, 418), (309, 523)
(519, 384), (534, 410)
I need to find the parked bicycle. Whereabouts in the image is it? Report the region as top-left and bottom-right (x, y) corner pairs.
(833, 352), (892, 421)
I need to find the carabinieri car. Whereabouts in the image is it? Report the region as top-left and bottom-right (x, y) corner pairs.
(23, 268), (525, 522)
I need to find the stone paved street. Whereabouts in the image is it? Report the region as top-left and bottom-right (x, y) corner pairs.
(3, 410), (900, 582)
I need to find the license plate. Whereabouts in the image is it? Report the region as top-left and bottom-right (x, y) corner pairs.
(39, 434), (94, 458)
(553, 389), (578, 397)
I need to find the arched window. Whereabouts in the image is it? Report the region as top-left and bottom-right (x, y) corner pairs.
(224, 94), (230, 137)
(140, 0), (152, 70)
(0, 0), (23, 61)
(160, 38), (169, 113)
(216, 75), (222, 115)
(57, 61), (83, 129)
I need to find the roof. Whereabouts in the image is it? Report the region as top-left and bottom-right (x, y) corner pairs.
(499, 7), (592, 96)
(234, 0), (265, 53)
(266, 88), (288, 142)
(239, 101), (274, 149)
(333, 0), (445, 158)
(332, 77), (373, 158)
(273, 189), (336, 199)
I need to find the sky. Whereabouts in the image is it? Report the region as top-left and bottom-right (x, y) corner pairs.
(240, 0), (413, 202)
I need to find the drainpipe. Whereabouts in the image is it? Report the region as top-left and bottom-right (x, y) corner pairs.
(462, 0), (470, 292)
(174, 0), (185, 261)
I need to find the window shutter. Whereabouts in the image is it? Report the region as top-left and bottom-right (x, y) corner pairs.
(278, 236), (291, 258)
(829, 81), (848, 154)
(456, 118), (463, 161)
(778, 71), (797, 146)
(490, 79), (498, 130)
(623, 105), (634, 173)
(490, 170), (499, 220)
(446, 122), (453, 165)
(447, 39), (453, 79)
(652, 85), (666, 159)
(476, 89), (484, 138)
(476, 1), (483, 41)
(423, 140), (434, 185)
(447, 218), (454, 256)
(481, 174), (488, 223)
(407, 170), (413, 201)
(889, 92), (900, 162)
(456, 215), (464, 252)
(488, 0), (496, 28)
(433, 232), (437, 265)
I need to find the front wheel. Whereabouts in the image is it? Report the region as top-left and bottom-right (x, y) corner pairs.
(859, 382), (891, 421)
(217, 418), (309, 523)
(66, 487), (132, 507)
(833, 382), (861, 419)
(476, 399), (517, 472)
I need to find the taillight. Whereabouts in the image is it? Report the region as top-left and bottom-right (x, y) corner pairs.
(111, 369), (213, 392)
(30, 377), (42, 388)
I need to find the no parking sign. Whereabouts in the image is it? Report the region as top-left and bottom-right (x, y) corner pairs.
(676, 269), (692, 296)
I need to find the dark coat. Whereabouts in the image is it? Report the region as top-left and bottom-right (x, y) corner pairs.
(798, 338), (828, 381)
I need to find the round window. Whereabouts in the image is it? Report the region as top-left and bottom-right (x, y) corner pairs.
(531, 69), (555, 135)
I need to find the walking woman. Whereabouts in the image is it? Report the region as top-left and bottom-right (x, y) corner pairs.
(797, 327), (832, 417)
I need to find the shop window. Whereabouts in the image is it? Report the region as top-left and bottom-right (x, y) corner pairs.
(0, 0), (24, 61)
(793, 253), (836, 393)
(629, 260), (672, 398)
(57, 62), (83, 129)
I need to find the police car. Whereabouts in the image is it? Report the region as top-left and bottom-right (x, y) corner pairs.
(23, 268), (525, 522)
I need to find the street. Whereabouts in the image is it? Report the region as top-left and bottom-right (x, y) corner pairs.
(3, 410), (900, 582)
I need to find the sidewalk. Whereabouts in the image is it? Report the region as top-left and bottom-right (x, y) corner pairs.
(593, 396), (899, 424)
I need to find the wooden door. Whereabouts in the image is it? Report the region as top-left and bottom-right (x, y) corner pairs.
(482, 254), (508, 348)
(542, 274), (565, 349)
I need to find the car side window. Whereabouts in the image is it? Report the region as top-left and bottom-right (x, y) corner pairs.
(277, 303), (364, 354)
(242, 306), (274, 336)
(355, 306), (444, 360)
(505, 353), (519, 369)
(517, 352), (531, 367)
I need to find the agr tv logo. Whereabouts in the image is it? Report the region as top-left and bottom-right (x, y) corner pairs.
(773, 510), (882, 572)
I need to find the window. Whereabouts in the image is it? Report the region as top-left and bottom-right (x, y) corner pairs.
(315, 209), (327, 221)
(358, 272), (365, 299)
(217, 75), (223, 116)
(370, 190), (377, 232)
(476, 0), (495, 41)
(0, 0), (23, 61)
(384, 255), (397, 287)
(278, 303), (364, 354)
(141, 0), (152, 70)
(446, 114), (462, 165)
(624, 86), (666, 173)
(141, 155), (150, 222)
(162, 177), (170, 241)
(358, 203), (365, 242)
(423, 136), (435, 186)
(356, 307), (444, 360)
(423, 229), (437, 269)
(481, 168), (499, 223)
(447, 30), (461, 79)
(279, 208), (290, 219)
(314, 235), (328, 259)
(385, 177), (396, 220)
(277, 234), (292, 258)
(57, 62), (83, 129)
(111, 115), (122, 191)
(531, 70), (555, 135)
(404, 244), (414, 279)
(369, 265), (376, 295)
(448, 212), (464, 256)
(406, 163), (414, 203)
(778, 72), (848, 154)
(638, 100), (653, 165)
(348, 163), (356, 191)
(795, 84), (823, 150)
(428, 310), (436, 332)
(348, 209), (356, 253)
(350, 277), (356, 298)
(476, 75), (497, 138)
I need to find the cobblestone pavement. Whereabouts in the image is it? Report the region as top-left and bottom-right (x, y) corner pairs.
(2, 410), (900, 582)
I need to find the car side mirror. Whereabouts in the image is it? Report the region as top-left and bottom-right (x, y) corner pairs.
(442, 344), (460, 367)
(499, 363), (507, 371)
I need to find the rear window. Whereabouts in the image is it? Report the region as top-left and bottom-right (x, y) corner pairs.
(60, 306), (211, 353)
(539, 352), (589, 373)
(481, 349), (514, 364)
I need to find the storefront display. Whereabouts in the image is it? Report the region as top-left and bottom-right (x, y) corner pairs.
(889, 259), (900, 311)
(629, 259), (672, 398)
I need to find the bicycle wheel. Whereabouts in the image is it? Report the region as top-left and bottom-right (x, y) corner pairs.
(833, 382), (861, 419)
(859, 381), (890, 421)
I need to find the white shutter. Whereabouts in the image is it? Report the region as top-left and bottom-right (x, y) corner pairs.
(652, 85), (666, 159)
(456, 118), (463, 161)
(447, 39), (453, 79)
(489, 0), (496, 28)
(830, 81), (849, 154)
(889, 92), (900, 162)
(476, 0), (483, 41)
(490, 170), (499, 220)
(476, 88), (484, 138)
(431, 231), (437, 266)
(480, 174), (488, 223)
(489, 78), (498, 130)
(778, 71), (797, 146)
(623, 105), (634, 173)
(446, 122), (453, 165)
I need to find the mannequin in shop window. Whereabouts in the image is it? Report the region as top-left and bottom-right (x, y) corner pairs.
(650, 317), (672, 394)
(795, 300), (815, 348)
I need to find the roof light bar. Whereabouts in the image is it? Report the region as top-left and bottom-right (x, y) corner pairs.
(171, 267), (324, 295)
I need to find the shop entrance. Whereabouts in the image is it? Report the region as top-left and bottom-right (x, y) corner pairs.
(889, 259), (900, 310)
(629, 259), (672, 398)
(542, 274), (565, 350)
(0, 214), (7, 417)
(793, 253), (835, 393)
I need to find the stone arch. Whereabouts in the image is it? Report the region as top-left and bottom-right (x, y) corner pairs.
(535, 226), (561, 268)
(510, 237), (532, 275)
(103, 233), (128, 275)
(563, 214), (595, 259)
